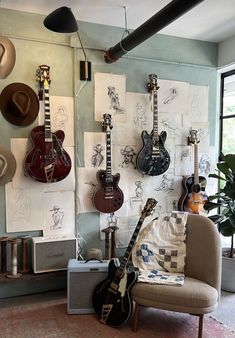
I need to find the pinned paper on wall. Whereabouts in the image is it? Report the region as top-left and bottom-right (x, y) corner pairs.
(43, 191), (75, 238)
(84, 132), (106, 169)
(94, 72), (126, 122)
(38, 96), (75, 146)
(5, 183), (43, 232)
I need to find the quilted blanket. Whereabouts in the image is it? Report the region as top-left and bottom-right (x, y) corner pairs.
(132, 211), (188, 286)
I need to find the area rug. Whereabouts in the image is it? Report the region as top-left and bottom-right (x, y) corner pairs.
(0, 296), (234, 338)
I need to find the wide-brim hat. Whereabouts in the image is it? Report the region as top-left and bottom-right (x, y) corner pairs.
(0, 82), (39, 126)
(0, 36), (16, 79)
(0, 145), (16, 185)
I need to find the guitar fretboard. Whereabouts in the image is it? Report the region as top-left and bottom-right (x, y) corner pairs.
(44, 87), (52, 142)
(117, 215), (145, 274)
(194, 143), (199, 185)
(152, 89), (159, 141)
(106, 130), (113, 184)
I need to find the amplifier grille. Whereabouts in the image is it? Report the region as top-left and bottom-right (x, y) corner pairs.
(69, 271), (107, 311)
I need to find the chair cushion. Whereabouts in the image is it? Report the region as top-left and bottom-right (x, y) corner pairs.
(131, 277), (219, 314)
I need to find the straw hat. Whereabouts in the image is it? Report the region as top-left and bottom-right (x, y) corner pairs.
(0, 36), (16, 79)
(0, 145), (16, 185)
(0, 82), (39, 126)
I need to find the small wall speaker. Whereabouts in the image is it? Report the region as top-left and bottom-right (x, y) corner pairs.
(67, 259), (109, 314)
(32, 237), (77, 273)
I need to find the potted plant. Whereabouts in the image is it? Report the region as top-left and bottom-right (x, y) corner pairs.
(204, 153), (235, 292)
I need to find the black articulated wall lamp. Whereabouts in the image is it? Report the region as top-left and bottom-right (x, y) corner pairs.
(43, 6), (91, 81)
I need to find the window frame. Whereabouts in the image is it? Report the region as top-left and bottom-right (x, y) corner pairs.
(219, 69), (235, 160)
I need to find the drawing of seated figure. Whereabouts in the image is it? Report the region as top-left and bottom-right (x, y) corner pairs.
(91, 143), (104, 167)
(155, 174), (174, 192)
(120, 145), (136, 168)
(50, 205), (64, 230)
(52, 105), (68, 131)
(107, 86), (124, 114)
(199, 154), (211, 176)
(130, 180), (144, 208)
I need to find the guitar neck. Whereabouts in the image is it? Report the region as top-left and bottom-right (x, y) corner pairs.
(117, 215), (145, 274)
(152, 89), (159, 140)
(194, 143), (199, 185)
(44, 86), (52, 142)
(106, 130), (112, 179)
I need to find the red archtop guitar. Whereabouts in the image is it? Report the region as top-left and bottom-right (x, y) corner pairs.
(24, 65), (71, 183)
(178, 129), (207, 214)
(93, 113), (124, 213)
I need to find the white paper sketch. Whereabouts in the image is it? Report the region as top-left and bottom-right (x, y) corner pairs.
(126, 92), (152, 131)
(94, 72), (126, 122)
(43, 191), (75, 238)
(174, 145), (193, 176)
(189, 85), (209, 123)
(39, 96), (74, 146)
(84, 132), (106, 169)
(112, 144), (138, 171)
(76, 167), (99, 213)
(158, 112), (182, 138)
(5, 183), (43, 232)
(166, 196), (179, 212)
(154, 173), (175, 192)
(11, 138), (75, 192)
(158, 79), (190, 114)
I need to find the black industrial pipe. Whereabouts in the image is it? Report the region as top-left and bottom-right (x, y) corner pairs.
(104, 0), (204, 63)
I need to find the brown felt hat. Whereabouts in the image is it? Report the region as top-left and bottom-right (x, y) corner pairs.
(0, 82), (39, 126)
(0, 145), (16, 185)
(0, 36), (16, 79)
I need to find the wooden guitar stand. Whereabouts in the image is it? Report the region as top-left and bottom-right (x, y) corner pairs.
(102, 224), (119, 260)
(7, 238), (22, 279)
(0, 237), (9, 276)
(19, 236), (31, 274)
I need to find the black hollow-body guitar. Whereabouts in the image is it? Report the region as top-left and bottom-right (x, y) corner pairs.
(136, 74), (170, 176)
(92, 198), (157, 327)
(93, 114), (124, 213)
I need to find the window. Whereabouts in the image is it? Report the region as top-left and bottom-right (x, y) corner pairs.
(220, 70), (235, 157)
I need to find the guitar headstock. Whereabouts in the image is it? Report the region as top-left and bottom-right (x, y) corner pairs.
(188, 129), (200, 145)
(36, 65), (51, 89)
(147, 74), (159, 93)
(141, 198), (158, 218)
(102, 113), (113, 132)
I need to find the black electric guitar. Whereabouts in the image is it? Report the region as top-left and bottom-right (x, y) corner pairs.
(93, 114), (124, 213)
(92, 197), (157, 327)
(178, 129), (207, 214)
(136, 74), (170, 176)
(24, 65), (71, 183)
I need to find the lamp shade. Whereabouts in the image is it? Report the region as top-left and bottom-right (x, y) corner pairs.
(43, 6), (78, 33)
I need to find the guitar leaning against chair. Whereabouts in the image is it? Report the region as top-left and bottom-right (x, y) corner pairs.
(93, 113), (124, 213)
(178, 129), (208, 214)
(24, 65), (71, 183)
(136, 74), (170, 176)
(92, 198), (157, 327)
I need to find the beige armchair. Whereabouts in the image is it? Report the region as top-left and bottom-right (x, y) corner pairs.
(131, 214), (221, 338)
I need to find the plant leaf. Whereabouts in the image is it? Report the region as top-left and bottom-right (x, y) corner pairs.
(224, 154), (235, 173)
(208, 173), (226, 181)
(217, 162), (230, 176)
(220, 218), (235, 236)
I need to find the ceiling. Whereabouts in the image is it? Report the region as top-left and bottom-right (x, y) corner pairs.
(1, 0), (235, 43)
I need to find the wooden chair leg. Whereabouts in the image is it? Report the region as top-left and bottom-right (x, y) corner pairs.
(198, 314), (204, 338)
(132, 303), (140, 332)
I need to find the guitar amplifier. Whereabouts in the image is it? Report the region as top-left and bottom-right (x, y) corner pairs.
(32, 237), (77, 273)
(67, 259), (109, 314)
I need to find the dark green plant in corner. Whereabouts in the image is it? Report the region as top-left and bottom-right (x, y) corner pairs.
(204, 153), (235, 258)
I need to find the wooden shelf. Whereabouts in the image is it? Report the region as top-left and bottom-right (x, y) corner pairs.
(0, 270), (67, 298)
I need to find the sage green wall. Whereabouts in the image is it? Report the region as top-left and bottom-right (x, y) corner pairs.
(218, 34), (235, 68)
(0, 9), (218, 269)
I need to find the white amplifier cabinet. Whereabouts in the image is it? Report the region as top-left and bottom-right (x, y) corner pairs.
(32, 237), (77, 273)
(67, 259), (109, 314)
